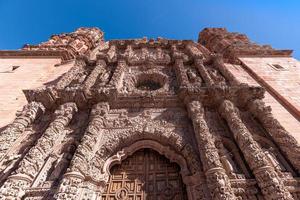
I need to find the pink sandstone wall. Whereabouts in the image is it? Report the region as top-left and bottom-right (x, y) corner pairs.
(239, 57), (300, 119)
(225, 61), (300, 142)
(0, 58), (74, 127)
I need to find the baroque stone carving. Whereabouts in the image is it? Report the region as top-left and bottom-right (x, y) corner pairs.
(187, 101), (236, 200)
(248, 99), (300, 173)
(0, 103), (77, 199)
(22, 27), (104, 61)
(0, 27), (299, 200)
(219, 100), (294, 200)
(0, 102), (45, 161)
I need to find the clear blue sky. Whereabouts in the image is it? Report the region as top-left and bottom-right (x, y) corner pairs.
(0, 0), (299, 58)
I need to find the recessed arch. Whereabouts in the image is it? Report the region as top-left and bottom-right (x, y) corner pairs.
(86, 128), (203, 183)
(102, 144), (190, 200)
(102, 140), (191, 182)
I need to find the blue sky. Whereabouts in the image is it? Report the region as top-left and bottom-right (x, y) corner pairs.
(0, 0), (299, 58)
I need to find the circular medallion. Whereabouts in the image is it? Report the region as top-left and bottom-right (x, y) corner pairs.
(115, 187), (128, 200)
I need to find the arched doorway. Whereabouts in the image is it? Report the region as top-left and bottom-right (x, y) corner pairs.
(102, 148), (188, 200)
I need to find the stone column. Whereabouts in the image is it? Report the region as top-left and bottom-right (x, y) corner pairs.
(174, 58), (189, 87)
(55, 59), (86, 89)
(248, 99), (300, 173)
(83, 59), (107, 95)
(0, 103), (77, 200)
(212, 55), (241, 86)
(187, 101), (236, 200)
(55, 102), (109, 200)
(219, 100), (293, 200)
(0, 102), (45, 160)
(194, 59), (214, 86)
(108, 59), (126, 90)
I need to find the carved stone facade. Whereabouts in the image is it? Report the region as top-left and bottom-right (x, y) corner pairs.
(0, 27), (299, 200)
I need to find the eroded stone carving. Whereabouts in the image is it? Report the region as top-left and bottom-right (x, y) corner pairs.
(248, 99), (300, 173)
(0, 103), (77, 199)
(219, 100), (293, 200)
(0, 28), (299, 200)
(187, 101), (236, 200)
(0, 102), (45, 161)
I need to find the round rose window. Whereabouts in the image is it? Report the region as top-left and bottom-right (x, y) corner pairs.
(135, 73), (165, 91)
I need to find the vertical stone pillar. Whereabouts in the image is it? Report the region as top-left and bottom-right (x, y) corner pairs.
(55, 59), (86, 89)
(0, 102), (45, 160)
(248, 99), (300, 173)
(174, 58), (189, 87)
(108, 59), (126, 90)
(212, 55), (241, 86)
(83, 59), (107, 94)
(0, 103), (77, 200)
(187, 101), (236, 200)
(194, 59), (214, 86)
(55, 102), (109, 200)
(219, 100), (293, 200)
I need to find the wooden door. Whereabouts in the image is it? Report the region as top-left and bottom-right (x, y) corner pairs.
(102, 148), (188, 200)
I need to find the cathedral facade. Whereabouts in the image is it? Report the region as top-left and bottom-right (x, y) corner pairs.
(0, 27), (299, 200)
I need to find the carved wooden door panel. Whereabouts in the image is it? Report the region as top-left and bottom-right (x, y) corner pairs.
(102, 148), (188, 200)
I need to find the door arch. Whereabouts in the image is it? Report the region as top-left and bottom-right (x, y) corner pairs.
(102, 148), (188, 200)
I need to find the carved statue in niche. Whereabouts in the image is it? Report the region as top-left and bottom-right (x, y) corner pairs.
(255, 136), (296, 178)
(263, 147), (288, 173)
(68, 70), (89, 88)
(218, 142), (246, 179)
(206, 66), (227, 86)
(97, 68), (110, 87)
(186, 67), (203, 85)
(46, 144), (76, 183)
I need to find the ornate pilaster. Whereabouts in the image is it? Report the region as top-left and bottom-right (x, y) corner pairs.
(194, 59), (214, 86)
(174, 58), (189, 87)
(248, 99), (300, 173)
(0, 103), (77, 200)
(83, 59), (107, 95)
(55, 59), (86, 89)
(55, 102), (109, 200)
(108, 60), (126, 90)
(187, 101), (236, 200)
(0, 102), (45, 160)
(219, 100), (293, 200)
(211, 55), (241, 85)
